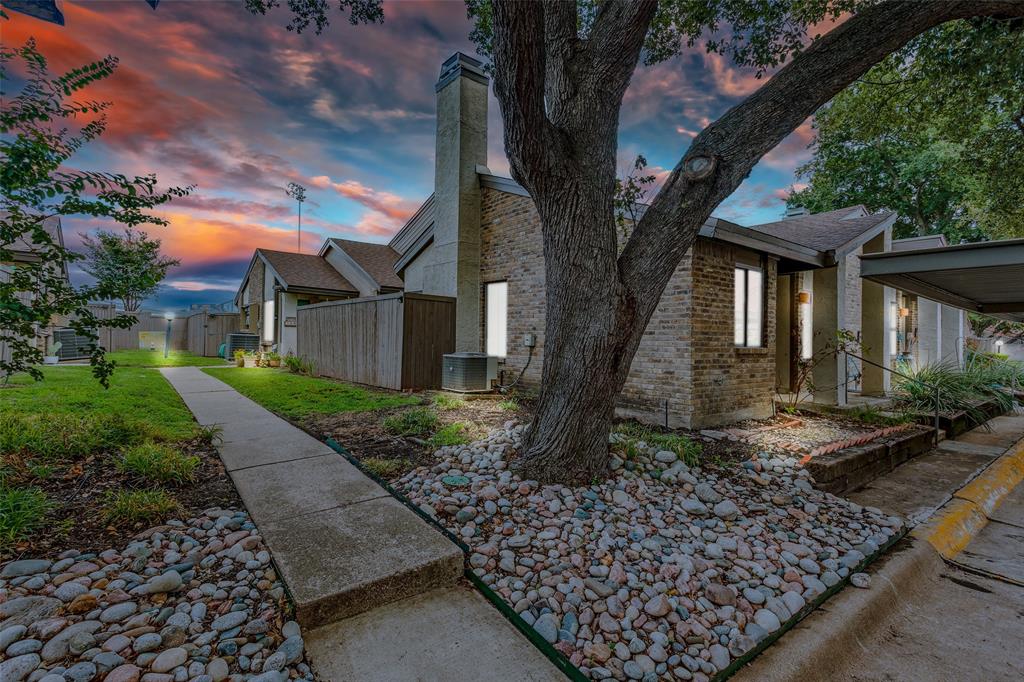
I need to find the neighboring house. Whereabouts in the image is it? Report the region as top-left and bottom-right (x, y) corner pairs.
(887, 235), (966, 370)
(749, 205), (898, 402)
(234, 242), (402, 356)
(1, 216), (69, 364)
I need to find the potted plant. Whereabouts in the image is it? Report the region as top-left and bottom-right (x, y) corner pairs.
(43, 340), (62, 365)
(265, 352), (281, 368)
(243, 352), (259, 368)
(234, 349), (245, 367)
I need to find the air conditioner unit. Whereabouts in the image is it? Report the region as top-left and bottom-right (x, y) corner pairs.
(225, 332), (259, 358)
(441, 352), (498, 392)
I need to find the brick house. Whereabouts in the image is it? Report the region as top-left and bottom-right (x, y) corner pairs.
(387, 53), (879, 428)
(231, 52), (965, 427)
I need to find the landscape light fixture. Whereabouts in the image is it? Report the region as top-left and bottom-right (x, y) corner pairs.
(163, 312), (175, 359)
(286, 182), (307, 253)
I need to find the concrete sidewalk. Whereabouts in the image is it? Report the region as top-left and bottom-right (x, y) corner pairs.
(160, 367), (564, 681)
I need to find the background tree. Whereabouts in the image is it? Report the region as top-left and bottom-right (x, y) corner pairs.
(1, 39), (190, 384)
(82, 229), (180, 313)
(249, 0), (1024, 482)
(790, 18), (1024, 242)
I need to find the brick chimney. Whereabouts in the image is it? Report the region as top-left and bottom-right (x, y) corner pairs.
(422, 52), (489, 351)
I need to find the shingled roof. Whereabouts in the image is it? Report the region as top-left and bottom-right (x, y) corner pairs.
(325, 238), (404, 290)
(257, 249), (357, 293)
(747, 205), (896, 253)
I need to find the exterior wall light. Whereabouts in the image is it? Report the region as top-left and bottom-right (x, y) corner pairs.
(797, 291), (811, 304)
(899, 307), (910, 318)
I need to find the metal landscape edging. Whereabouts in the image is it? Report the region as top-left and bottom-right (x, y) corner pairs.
(323, 437), (587, 682)
(323, 436), (908, 682)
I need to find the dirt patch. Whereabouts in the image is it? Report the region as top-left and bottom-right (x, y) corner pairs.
(1, 439), (240, 561)
(303, 392), (533, 477)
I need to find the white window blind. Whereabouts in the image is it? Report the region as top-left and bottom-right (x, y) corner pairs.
(734, 265), (764, 348)
(485, 281), (508, 358)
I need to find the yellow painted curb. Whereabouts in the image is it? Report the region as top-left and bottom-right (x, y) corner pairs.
(913, 436), (1024, 559)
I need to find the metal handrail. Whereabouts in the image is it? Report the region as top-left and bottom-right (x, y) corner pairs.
(842, 349), (941, 445)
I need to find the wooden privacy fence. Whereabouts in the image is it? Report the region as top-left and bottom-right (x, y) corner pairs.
(297, 292), (456, 390)
(187, 311), (240, 357)
(86, 305), (188, 352)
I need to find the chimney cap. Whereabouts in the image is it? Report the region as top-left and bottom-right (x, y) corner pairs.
(436, 52), (489, 91)
(784, 205), (810, 219)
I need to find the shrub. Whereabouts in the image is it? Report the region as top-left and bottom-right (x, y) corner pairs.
(498, 398), (519, 411)
(613, 422), (702, 467)
(103, 489), (179, 524)
(892, 359), (1017, 422)
(117, 443), (200, 484)
(0, 483), (49, 548)
(0, 412), (147, 460)
(432, 393), (467, 410)
(194, 423), (224, 446)
(283, 355), (315, 375)
(429, 422), (473, 447)
(361, 457), (403, 478)
(383, 408), (438, 437)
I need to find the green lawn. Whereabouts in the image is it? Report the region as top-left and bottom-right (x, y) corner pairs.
(1, 366), (197, 441)
(202, 367), (419, 419)
(106, 349), (229, 368)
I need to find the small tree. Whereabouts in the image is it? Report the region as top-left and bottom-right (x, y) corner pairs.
(779, 329), (861, 412)
(1, 40), (190, 384)
(82, 229), (180, 313)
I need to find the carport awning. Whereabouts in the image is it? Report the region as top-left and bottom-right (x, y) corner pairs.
(860, 239), (1024, 322)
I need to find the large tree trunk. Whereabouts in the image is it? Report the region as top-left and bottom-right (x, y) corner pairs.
(492, 0), (1024, 484)
(518, 194), (640, 483)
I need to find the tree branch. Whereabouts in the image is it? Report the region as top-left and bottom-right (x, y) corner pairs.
(491, 1), (552, 195)
(620, 0), (1024, 295)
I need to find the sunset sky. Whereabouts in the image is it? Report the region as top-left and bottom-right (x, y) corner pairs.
(5, 0), (815, 310)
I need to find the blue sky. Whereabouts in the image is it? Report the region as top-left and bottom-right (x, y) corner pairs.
(8, 0), (814, 311)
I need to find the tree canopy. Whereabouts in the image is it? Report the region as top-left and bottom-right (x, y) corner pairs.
(790, 18), (1024, 242)
(83, 228), (181, 313)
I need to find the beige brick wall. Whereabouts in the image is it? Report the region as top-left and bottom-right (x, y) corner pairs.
(688, 239), (777, 427)
(478, 187), (778, 428)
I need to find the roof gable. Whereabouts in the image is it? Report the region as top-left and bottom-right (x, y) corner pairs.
(746, 205), (894, 254)
(256, 249), (357, 293)
(323, 239), (404, 290)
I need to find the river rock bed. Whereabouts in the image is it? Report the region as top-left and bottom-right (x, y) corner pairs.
(0, 509), (313, 682)
(394, 423), (902, 682)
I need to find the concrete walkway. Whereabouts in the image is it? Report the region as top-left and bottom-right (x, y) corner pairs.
(848, 413), (1024, 525)
(160, 367), (563, 681)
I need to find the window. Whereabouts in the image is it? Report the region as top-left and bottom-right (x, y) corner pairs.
(734, 265), (763, 347)
(485, 281), (508, 358)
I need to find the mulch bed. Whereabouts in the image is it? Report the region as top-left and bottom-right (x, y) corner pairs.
(1, 439), (240, 561)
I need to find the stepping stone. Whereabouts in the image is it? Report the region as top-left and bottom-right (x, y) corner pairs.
(159, 368), (235, 394)
(259, 496), (463, 627)
(217, 432), (335, 472)
(177, 391), (268, 426)
(306, 586), (563, 682)
(230, 454), (387, 526)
